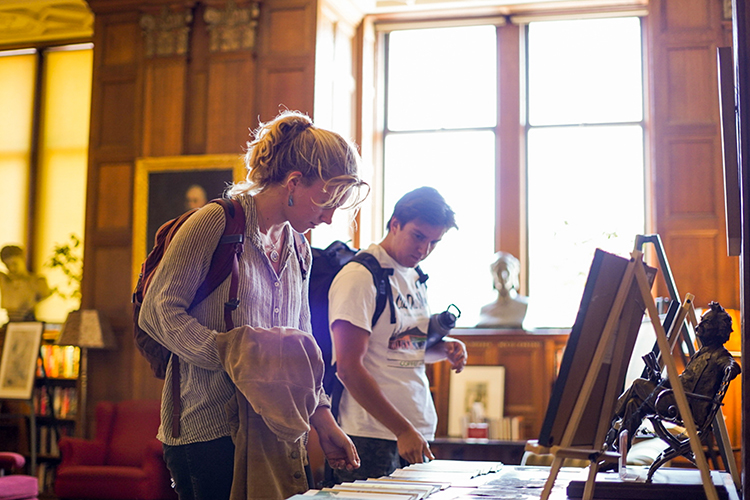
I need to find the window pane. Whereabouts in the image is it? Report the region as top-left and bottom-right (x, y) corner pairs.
(35, 46), (93, 322)
(0, 52), (36, 246)
(528, 17), (643, 126)
(387, 26), (497, 131)
(526, 125), (645, 327)
(383, 131), (496, 326)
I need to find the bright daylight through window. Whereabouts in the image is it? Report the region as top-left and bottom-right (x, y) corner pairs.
(381, 16), (644, 328)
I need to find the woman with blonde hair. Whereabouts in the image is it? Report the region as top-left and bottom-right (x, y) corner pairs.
(139, 110), (367, 500)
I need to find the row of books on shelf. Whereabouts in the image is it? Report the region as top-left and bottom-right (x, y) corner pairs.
(36, 462), (56, 493)
(293, 460), (504, 500)
(459, 415), (524, 441)
(33, 385), (78, 419)
(37, 423), (69, 457)
(36, 344), (80, 379)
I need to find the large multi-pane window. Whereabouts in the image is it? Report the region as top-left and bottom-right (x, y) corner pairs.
(0, 44), (92, 323)
(525, 17), (645, 327)
(381, 25), (497, 326)
(376, 16), (645, 328)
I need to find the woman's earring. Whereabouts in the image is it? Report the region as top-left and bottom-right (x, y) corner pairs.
(288, 194), (294, 207)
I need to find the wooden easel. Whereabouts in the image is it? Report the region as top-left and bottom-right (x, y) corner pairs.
(538, 251), (719, 500)
(636, 234), (740, 490)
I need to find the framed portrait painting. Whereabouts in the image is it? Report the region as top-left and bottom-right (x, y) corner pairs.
(132, 154), (246, 286)
(0, 322), (44, 399)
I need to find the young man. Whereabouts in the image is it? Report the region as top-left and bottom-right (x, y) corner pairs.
(328, 186), (467, 481)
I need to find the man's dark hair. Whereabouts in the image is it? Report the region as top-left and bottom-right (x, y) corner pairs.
(696, 301), (733, 346)
(386, 186), (457, 232)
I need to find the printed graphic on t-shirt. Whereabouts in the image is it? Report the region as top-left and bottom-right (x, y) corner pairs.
(385, 289), (428, 368)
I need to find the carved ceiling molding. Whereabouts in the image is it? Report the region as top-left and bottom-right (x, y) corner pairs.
(0, 0), (93, 47)
(139, 6), (193, 58)
(204, 0), (261, 53)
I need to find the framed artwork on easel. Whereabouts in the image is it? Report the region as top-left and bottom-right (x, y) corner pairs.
(0, 322), (43, 399)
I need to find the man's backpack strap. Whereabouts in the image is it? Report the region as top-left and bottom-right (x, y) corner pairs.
(350, 252), (395, 326)
(415, 265), (429, 285)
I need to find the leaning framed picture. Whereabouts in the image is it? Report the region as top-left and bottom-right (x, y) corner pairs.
(448, 365), (505, 437)
(132, 154), (246, 286)
(0, 322), (44, 399)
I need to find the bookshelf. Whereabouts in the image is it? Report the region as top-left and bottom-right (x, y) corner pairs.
(0, 323), (81, 497)
(34, 324), (81, 496)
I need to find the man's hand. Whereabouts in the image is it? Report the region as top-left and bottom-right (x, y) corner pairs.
(310, 407), (360, 471)
(396, 427), (435, 464)
(443, 337), (467, 373)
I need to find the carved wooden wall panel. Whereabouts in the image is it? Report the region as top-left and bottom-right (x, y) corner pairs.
(269, 3), (314, 54)
(649, 0), (739, 309)
(665, 48), (717, 125)
(665, 232), (721, 302)
(660, 0), (712, 30)
(101, 20), (139, 66)
(666, 139), (716, 216)
(95, 163), (132, 230)
(206, 54), (256, 152)
(96, 81), (138, 151)
(429, 330), (568, 440)
(142, 59), (187, 156)
(256, 0), (317, 120)
(259, 65), (314, 120)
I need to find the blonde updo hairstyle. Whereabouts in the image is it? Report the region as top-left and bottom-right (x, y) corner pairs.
(228, 110), (368, 209)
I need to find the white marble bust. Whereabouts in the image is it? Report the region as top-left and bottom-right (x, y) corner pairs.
(476, 252), (528, 329)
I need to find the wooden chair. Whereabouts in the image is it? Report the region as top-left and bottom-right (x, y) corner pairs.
(645, 365), (738, 482)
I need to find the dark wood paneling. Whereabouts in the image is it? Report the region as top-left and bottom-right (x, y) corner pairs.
(667, 139), (717, 216)
(665, 232), (721, 301)
(95, 163), (132, 230)
(102, 18), (140, 66)
(207, 54), (256, 153)
(665, 46), (718, 125)
(649, 0), (737, 310)
(429, 329), (568, 441)
(98, 80), (138, 150)
(258, 64), (313, 120)
(661, 0), (713, 32)
(268, 2), (314, 55)
(142, 59), (187, 156)
(256, 0), (317, 120)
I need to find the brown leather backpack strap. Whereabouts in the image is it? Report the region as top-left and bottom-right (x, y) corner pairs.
(171, 355), (181, 438)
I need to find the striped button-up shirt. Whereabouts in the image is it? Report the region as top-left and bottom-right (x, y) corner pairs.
(139, 194), (313, 445)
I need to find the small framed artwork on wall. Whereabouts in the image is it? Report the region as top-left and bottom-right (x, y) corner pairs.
(0, 322), (44, 399)
(448, 365), (505, 438)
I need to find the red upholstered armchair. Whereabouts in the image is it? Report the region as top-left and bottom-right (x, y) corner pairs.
(0, 452), (38, 500)
(54, 400), (176, 500)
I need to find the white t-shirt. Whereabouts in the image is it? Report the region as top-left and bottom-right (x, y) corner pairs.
(328, 243), (437, 441)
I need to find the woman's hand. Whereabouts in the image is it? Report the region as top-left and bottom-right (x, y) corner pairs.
(310, 407), (360, 471)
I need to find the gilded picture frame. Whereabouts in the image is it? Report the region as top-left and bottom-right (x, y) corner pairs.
(132, 154), (246, 286)
(0, 322), (44, 399)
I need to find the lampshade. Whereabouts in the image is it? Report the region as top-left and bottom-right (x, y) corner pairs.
(56, 309), (117, 350)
